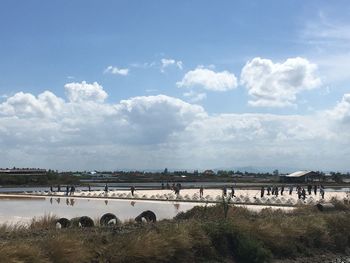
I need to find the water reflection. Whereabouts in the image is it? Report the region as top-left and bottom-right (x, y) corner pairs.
(61, 198), (76, 206)
(0, 197), (206, 225)
(173, 203), (180, 212)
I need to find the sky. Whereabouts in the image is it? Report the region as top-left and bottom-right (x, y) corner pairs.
(0, 0), (349, 172)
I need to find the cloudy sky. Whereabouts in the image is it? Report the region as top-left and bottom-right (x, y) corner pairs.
(0, 1), (349, 171)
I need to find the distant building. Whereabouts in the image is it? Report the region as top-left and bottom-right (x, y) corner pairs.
(280, 170), (321, 183)
(0, 168), (47, 176)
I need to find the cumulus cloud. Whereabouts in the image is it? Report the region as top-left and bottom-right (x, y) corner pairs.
(240, 57), (321, 107)
(183, 90), (207, 102)
(327, 93), (350, 123)
(0, 81), (349, 171)
(64, 81), (108, 103)
(104, 66), (129, 76)
(0, 91), (64, 118)
(177, 67), (238, 91)
(160, 58), (183, 72)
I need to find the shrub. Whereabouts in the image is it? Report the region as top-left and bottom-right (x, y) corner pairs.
(203, 220), (272, 263)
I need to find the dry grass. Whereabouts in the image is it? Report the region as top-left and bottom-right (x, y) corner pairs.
(0, 242), (49, 263)
(29, 213), (58, 230)
(43, 234), (92, 263)
(0, 204), (349, 263)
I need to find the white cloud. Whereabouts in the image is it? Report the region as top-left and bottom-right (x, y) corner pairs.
(183, 90), (207, 102)
(327, 93), (350, 123)
(240, 57), (321, 107)
(177, 67), (238, 91)
(0, 91), (64, 118)
(301, 12), (350, 47)
(130, 61), (156, 69)
(160, 58), (183, 72)
(0, 82), (349, 171)
(104, 66), (129, 76)
(64, 81), (108, 103)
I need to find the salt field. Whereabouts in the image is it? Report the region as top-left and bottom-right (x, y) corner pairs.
(1, 187), (349, 225)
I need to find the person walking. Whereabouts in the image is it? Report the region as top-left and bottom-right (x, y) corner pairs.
(104, 183), (108, 193)
(131, 186), (135, 196)
(281, 186), (284, 195)
(261, 186), (265, 198)
(289, 186), (293, 195)
(70, 185), (75, 195)
(307, 184), (312, 195)
(301, 188), (306, 200)
(223, 186), (227, 197)
(231, 186), (235, 197)
(314, 185), (317, 195)
(320, 188), (325, 199)
(199, 186), (204, 198)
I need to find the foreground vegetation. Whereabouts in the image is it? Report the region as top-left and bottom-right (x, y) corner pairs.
(0, 201), (350, 263)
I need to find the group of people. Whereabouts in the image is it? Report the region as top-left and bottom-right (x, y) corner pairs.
(49, 185), (76, 195)
(260, 184), (326, 199)
(222, 186), (236, 198)
(161, 182), (182, 195)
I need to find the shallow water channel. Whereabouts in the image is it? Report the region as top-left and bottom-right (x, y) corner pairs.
(0, 196), (203, 225)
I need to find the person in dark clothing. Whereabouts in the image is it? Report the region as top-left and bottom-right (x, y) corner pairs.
(274, 186), (279, 196)
(199, 186), (204, 198)
(307, 185), (312, 195)
(104, 183), (108, 193)
(231, 186), (235, 197)
(320, 188), (325, 199)
(301, 188), (306, 200)
(297, 188), (301, 199)
(223, 186), (227, 197)
(281, 186), (284, 195)
(314, 185), (317, 195)
(131, 186), (135, 196)
(177, 183), (182, 190)
(289, 186), (293, 195)
(70, 186), (75, 195)
(267, 186), (271, 195)
(57, 185), (61, 192)
(66, 186), (69, 196)
(161, 182), (165, 190)
(88, 184), (91, 192)
(50, 186), (53, 192)
(261, 186), (265, 198)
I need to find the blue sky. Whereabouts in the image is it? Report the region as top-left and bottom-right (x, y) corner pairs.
(0, 1), (350, 171)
